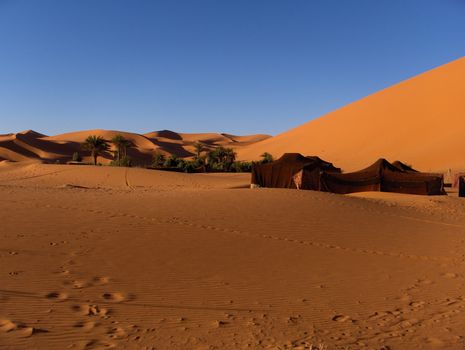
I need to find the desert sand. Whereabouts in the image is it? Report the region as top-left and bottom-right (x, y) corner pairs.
(2, 162), (465, 349)
(238, 57), (465, 173)
(2, 57), (465, 349)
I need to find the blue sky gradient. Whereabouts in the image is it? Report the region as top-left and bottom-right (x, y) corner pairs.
(1, 0), (465, 135)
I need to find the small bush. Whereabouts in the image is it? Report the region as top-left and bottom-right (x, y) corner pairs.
(229, 161), (252, 172)
(163, 155), (179, 168)
(260, 152), (274, 164)
(176, 159), (187, 169)
(152, 152), (166, 167)
(110, 156), (132, 167)
(182, 161), (198, 173)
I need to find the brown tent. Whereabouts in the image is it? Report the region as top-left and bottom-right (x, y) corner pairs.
(392, 160), (418, 172)
(251, 153), (340, 189)
(320, 159), (445, 195)
(459, 176), (465, 197)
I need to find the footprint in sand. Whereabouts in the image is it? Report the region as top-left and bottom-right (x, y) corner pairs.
(212, 320), (228, 328)
(72, 280), (92, 289)
(409, 301), (426, 308)
(46, 291), (69, 301)
(93, 276), (110, 285)
(78, 339), (116, 349)
(73, 320), (98, 332)
(62, 276), (110, 289)
(0, 319), (17, 332)
(16, 326), (44, 338)
(443, 272), (458, 279)
(72, 304), (109, 317)
(8, 271), (22, 276)
(101, 292), (129, 303)
(332, 315), (353, 323)
(0, 319), (46, 337)
(107, 326), (128, 339)
(417, 278), (434, 285)
(426, 337), (445, 347)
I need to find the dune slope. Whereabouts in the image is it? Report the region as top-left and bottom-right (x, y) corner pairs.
(238, 57), (465, 172)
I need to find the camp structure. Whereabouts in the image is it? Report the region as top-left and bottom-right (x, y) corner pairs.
(320, 159), (445, 195)
(459, 176), (465, 197)
(251, 153), (341, 190)
(392, 160), (418, 172)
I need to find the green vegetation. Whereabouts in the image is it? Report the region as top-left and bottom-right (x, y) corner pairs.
(150, 146), (254, 173)
(260, 152), (274, 164)
(110, 156), (132, 167)
(76, 140), (273, 172)
(230, 160), (253, 172)
(111, 134), (131, 162)
(207, 146), (236, 171)
(192, 141), (205, 159)
(109, 134), (132, 167)
(163, 155), (179, 168)
(81, 135), (109, 165)
(152, 151), (166, 167)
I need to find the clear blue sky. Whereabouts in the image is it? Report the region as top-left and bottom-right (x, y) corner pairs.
(1, 0), (465, 136)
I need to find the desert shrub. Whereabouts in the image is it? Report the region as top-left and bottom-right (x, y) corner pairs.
(207, 162), (223, 172)
(110, 156), (132, 167)
(231, 161), (252, 172)
(233, 161), (253, 172)
(260, 152), (274, 164)
(163, 155), (179, 168)
(72, 152), (82, 162)
(182, 161), (198, 173)
(152, 152), (166, 167)
(176, 159), (187, 169)
(193, 155), (206, 167)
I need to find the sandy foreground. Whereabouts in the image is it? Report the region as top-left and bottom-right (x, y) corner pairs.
(2, 163), (465, 349)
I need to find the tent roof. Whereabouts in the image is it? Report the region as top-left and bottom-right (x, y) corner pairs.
(392, 160), (418, 172)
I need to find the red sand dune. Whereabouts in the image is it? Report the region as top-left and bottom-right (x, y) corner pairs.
(237, 56), (465, 173)
(0, 129), (270, 165)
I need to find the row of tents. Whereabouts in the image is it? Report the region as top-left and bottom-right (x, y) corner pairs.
(251, 153), (445, 195)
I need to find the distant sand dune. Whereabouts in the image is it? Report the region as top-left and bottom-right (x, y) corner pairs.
(0, 129), (270, 165)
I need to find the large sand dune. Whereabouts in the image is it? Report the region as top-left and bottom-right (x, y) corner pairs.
(238, 56), (465, 173)
(0, 129), (270, 165)
(2, 163), (465, 349)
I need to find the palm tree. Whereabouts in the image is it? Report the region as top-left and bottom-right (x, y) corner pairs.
(192, 141), (204, 159)
(81, 135), (109, 165)
(207, 147), (225, 167)
(207, 146), (236, 171)
(224, 148), (236, 170)
(111, 134), (131, 162)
